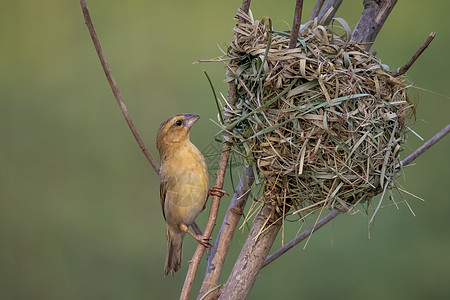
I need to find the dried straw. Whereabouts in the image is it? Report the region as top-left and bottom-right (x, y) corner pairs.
(218, 10), (414, 218)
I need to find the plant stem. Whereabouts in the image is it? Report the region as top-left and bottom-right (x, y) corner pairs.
(392, 32), (436, 77)
(80, 0), (160, 175)
(289, 0), (304, 49)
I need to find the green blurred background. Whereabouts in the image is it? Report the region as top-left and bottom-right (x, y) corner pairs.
(1, 0), (449, 299)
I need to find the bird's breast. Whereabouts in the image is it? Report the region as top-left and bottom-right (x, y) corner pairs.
(160, 142), (209, 226)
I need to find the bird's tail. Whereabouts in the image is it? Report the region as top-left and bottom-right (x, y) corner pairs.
(164, 227), (185, 276)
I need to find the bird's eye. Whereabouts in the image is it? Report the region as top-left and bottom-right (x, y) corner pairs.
(174, 120), (183, 126)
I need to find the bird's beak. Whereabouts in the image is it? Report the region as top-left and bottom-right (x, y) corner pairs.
(183, 114), (200, 129)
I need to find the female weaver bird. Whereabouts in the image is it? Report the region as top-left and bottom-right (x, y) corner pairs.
(157, 113), (224, 276)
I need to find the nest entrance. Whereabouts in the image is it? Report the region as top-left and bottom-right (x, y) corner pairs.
(222, 10), (414, 217)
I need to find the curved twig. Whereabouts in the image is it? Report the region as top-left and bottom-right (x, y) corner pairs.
(80, 0), (160, 175)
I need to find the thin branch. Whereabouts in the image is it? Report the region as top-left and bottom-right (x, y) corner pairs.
(198, 168), (255, 300)
(309, 0), (326, 21)
(401, 123), (450, 167)
(241, 0), (251, 14)
(180, 142), (231, 300)
(289, 0), (304, 49)
(262, 208), (343, 268)
(79, 0), (160, 175)
(261, 123), (450, 267)
(391, 32), (436, 77)
(351, 0), (398, 51)
(238, 0), (252, 24)
(317, 0), (343, 25)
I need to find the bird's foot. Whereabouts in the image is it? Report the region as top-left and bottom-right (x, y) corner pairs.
(182, 224), (213, 248)
(194, 235), (213, 248)
(208, 186), (228, 198)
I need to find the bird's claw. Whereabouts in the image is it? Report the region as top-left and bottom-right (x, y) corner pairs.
(194, 235), (213, 248)
(208, 186), (228, 198)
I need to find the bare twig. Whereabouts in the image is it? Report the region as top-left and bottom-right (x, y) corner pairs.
(351, 0), (398, 51)
(79, 0), (160, 175)
(260, 123), (450, 267)
(317, 0), (343, 25)
(309, 0), (326, 21)
(289, 0), (304, 49)
(262, 208), (343, 268)
(179, 142), (231, 300)
(401, 123), (450, 167)
(198, 168), (255, 300)
(238, 0), (252, 24)
(242, 0), (251, 14)
(391, 32), (436, 77)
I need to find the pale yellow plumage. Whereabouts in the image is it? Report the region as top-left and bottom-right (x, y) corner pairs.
(157, 113), (210, 276)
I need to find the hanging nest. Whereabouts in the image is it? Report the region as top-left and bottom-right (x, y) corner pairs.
(220, 10), (414, 217)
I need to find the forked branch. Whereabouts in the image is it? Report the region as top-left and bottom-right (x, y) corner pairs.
(352, 0), (398, 50)
(198, 168), (255, 300)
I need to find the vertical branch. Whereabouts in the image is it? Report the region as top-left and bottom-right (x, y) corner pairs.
(180, 143), (231, 300)
(242, 0), (251, 14)
(79, 0), (160, 175)
(317, 0), (343, 25)
(351, 0), (398, 50)
(238, 0), (252, 23)
(289, 0), (304, 49)
(218, 202), (283, 300)
(198, 168), (255, 300)
(309, 0), (325, 21)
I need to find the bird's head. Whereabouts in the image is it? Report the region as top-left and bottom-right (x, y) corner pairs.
(156, 113), (200, 153)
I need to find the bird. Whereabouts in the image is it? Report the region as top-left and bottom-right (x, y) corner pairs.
(156, 113), (224, 276)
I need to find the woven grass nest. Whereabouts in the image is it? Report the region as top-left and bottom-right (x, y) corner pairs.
(220, 10), (414, 217)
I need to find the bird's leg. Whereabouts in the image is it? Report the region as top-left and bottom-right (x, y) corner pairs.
(190, 221), (203, 236)
(180, 224), (212, 248)
(208, 186), (228, 198)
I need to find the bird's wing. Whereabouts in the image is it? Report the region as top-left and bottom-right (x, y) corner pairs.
(160, 180), (167, 221)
